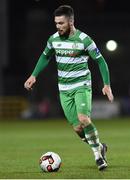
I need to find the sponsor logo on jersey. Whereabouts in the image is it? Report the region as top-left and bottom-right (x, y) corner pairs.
(56, 49), (78, 57)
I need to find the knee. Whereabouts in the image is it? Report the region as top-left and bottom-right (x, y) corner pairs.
(73, 124), (83, 133)
(78, 114), (91, 127)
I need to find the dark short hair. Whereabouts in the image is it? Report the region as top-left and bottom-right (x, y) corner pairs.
(54, 5), (74, 19)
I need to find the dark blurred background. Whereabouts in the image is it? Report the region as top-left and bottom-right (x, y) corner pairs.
(0, 0), (130, 119)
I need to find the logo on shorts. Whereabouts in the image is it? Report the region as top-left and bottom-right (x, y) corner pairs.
(81, 103), (86, 106)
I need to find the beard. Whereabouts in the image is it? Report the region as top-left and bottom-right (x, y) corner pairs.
(58, 27), (71, 38)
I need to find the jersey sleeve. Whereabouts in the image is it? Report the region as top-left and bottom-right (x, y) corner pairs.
(43, 36), (55, 58)
(84, 36), (110, 85)
(84, 36), (102, 60)
(31, 36), (54, 77)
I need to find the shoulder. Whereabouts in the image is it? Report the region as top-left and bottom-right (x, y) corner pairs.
(78, 30), (89, 40)
(77, 30), (94, 46)
(52, 32), (59, 38)
(48, 32), (59, 42)
(77, 30), (92, 43)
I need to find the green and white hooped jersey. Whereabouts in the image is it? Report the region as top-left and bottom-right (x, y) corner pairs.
(43, 29), (102, 91)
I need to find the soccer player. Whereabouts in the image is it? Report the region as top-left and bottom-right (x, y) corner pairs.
(24, 5), (114, 170)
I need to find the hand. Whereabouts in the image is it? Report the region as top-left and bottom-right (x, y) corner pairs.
(102, 85), (114, 102)
(24, 75), (36, 91)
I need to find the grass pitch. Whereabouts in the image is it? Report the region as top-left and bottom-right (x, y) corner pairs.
(0, 118), (130, 179)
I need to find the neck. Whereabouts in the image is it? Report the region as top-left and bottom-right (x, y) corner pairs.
(69, 26), (76, 36)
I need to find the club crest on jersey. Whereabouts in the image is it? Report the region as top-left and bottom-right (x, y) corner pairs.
(57, 43), (62, 47)
(72, 43), (79, 49)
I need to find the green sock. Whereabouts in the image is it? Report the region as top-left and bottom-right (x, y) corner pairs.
(76, 130), (88, 143)
(84, 123), (101, 160)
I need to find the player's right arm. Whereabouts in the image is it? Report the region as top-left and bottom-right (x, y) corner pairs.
(24, 37), (54, 91)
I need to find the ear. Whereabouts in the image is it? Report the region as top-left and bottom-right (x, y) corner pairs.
(69, 18), (74, 26)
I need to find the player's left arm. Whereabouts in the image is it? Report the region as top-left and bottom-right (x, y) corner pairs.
(85, 37), (114, 102)
(96, 56), (114, 102)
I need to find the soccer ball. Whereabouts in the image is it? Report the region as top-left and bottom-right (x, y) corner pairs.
(39, 152), (61, 172)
